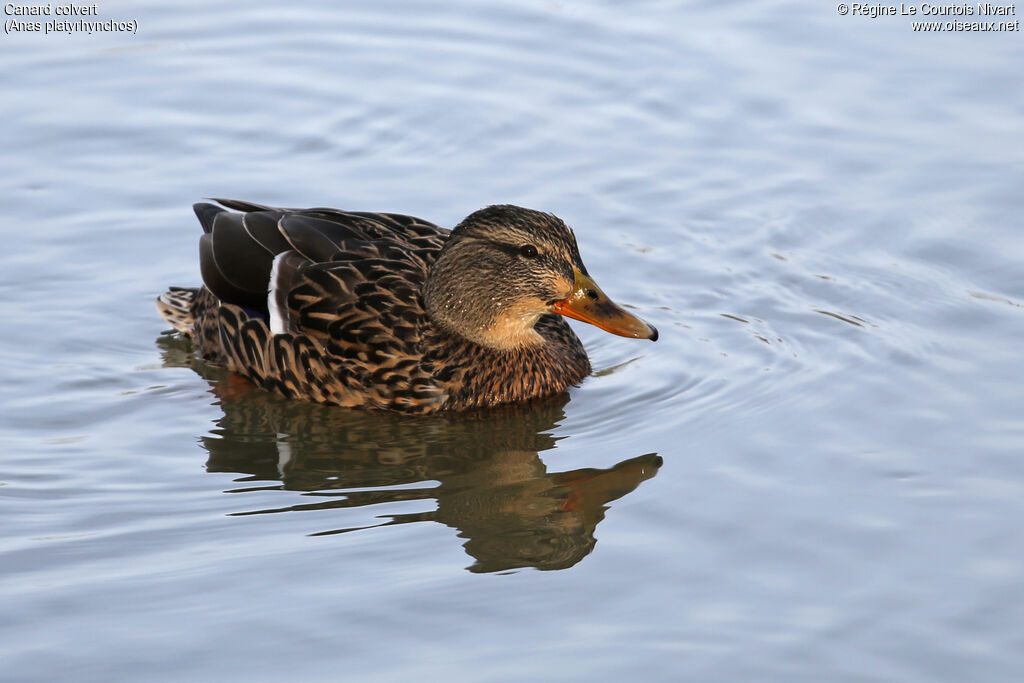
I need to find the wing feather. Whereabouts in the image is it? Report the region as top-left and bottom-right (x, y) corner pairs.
(199, 232), (265, 309)
(193, 202), (222, 234)
(278, 215), (353, 262)
(241, 211), (292, 255)
(193, 199), (449, 410)
(211, 211), (276, 295)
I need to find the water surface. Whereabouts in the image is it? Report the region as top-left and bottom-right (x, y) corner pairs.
(2, 1), (1023, 680)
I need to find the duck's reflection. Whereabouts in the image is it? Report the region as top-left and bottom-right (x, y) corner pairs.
(159, 332), (661, 573)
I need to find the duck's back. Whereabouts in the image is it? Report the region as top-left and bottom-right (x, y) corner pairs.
(160, 200), (458, 411)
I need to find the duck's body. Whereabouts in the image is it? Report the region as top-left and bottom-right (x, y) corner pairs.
(157, 200), (656, 414)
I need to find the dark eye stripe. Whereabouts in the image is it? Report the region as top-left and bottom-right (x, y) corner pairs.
(488, 241), (522, 257)
(490, 241), (542, 258)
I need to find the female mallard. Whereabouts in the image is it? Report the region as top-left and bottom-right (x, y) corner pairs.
(157, 200), (657, 414)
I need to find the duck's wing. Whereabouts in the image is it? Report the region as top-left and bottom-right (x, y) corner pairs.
(196, 200), (446, 360)
(195, 200), (448, 316)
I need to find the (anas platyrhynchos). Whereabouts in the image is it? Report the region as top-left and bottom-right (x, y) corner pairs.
(156, 199), (658, 414)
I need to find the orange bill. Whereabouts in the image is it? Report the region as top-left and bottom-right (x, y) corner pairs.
(551, 267), (658, 341)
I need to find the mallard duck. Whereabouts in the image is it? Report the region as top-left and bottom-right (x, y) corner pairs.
(157, 200), (657, 414)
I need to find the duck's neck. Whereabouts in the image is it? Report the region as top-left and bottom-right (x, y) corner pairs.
(437, 317), (592, 410)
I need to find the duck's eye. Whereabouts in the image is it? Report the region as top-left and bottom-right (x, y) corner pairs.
(519, 244), (539, 258)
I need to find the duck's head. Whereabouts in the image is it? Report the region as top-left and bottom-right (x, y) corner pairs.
(424, 205), (658, 350)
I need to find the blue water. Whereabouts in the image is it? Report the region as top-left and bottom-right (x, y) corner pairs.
(2, 1), (1023, 680)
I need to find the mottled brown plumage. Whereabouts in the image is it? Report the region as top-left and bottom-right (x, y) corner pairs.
(156, 200), (657, 414)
